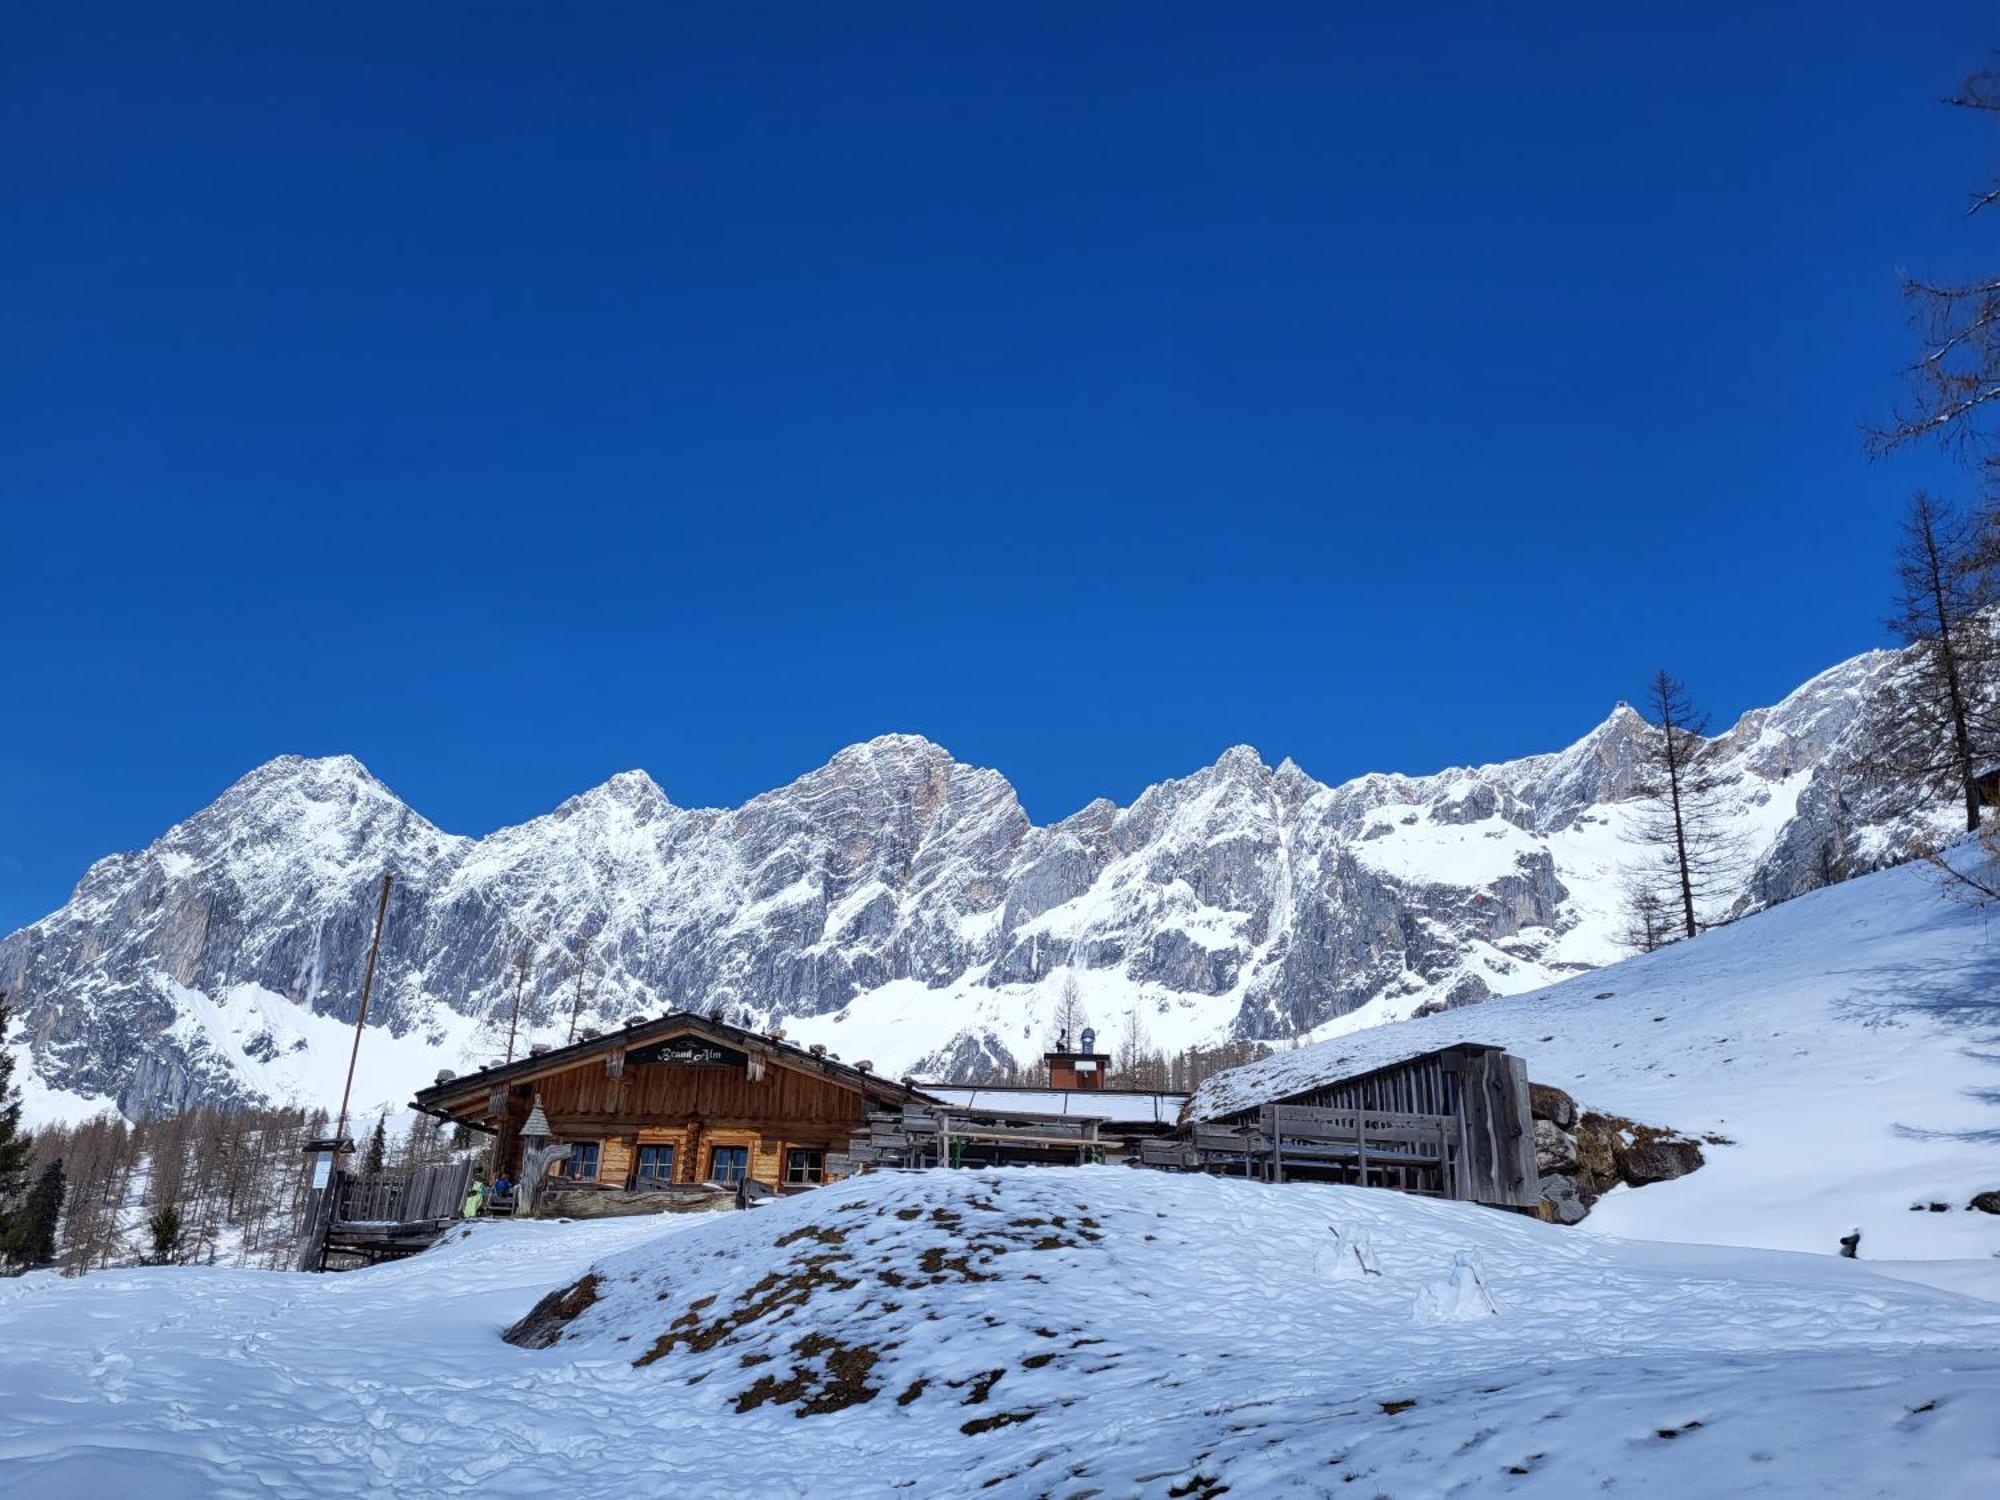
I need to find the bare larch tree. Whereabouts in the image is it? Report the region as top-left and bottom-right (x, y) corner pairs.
(1870, 63), (2000, 494)
(1049, 974), (1089, 1054)
(1871, 493), (1998, 831)
(1627, 671), (1740, 940)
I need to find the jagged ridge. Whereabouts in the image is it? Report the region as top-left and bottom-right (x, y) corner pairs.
(0, 640), (1948, 1119)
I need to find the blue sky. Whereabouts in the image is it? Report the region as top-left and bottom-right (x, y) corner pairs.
(2, 3), (1992, 930)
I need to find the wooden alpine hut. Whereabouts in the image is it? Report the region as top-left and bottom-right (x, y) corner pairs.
(1176, 1038), (1540, 1210)
(413, 1011), (937, 1207)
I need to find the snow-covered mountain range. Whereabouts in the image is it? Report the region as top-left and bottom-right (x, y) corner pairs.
(0, 636), (1951, 1122)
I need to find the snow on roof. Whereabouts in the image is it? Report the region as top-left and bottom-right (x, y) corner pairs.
(1186, 1037), (1508, 1122)
(921, 1086), (1188, 1125)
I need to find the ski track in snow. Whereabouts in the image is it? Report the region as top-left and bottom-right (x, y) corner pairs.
(1, 1172), (1997, 1499)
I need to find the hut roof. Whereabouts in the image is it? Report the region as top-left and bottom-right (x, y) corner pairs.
(412, 1009), (939, 1120)
(920, 1086), (1188, 1126)
(1185, 1034), (1512, 1123)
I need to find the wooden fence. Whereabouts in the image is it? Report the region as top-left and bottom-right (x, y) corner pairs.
(297, 1158), (474, 1271)
(333, 1159), (474, 1224)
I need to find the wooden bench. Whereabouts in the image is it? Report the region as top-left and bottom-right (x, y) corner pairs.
(1191, 1123), (1269, 1176)
(1259, 1104), (1457, 1195)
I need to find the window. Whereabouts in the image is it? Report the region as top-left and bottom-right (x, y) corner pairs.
(784, 1149), (825, 1186)
(707, 1145), (749, 1185)
(635, 1144), (677, 1186)
(561, 1142), (601, 1181)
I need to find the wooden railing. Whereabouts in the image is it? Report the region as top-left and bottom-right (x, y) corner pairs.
(1259, 1103), (1457, 1196)
(853, 1105), (1104, 1168)
(332, 1159), (475, 1225)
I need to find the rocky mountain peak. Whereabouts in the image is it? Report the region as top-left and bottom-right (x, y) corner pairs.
(1213, 744), (1271, 776)
(553, 769), (675, 822)
(0, 631), (1964, 1120)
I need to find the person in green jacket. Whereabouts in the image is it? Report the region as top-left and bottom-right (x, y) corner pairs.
(462, 1175), (486, 1219)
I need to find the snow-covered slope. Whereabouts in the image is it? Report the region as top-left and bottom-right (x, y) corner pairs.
(0, 637), (1958, 1120)
(2, 1169), (1996, 1498)
(1192, 851), (2000, 1260)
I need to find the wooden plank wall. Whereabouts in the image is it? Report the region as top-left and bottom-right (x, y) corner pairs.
(519, 1058), (865, 1189)
(536, 1056), (863, 1127)
(1292, 1054), (1459, 1121)
(1284, 1049), (1538, 1209)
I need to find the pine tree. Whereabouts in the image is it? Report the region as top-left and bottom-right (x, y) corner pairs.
(0, 996), (34, 1252)
(147, 1202), (182, 1266)
(1625, 671), (1742, 940)
(363, 1113), (387, 1176)
(5, 1160), (65, 1269)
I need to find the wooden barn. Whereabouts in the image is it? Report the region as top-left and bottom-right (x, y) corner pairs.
(412, 1012), (935, 1203)
(1174, 1040), (1540, 1211)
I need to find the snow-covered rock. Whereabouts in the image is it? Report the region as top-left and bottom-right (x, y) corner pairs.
(0, 635), (1966, 1119)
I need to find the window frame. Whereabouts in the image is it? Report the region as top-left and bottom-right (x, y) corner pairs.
(562, 1141), (602, 1181)
(706, 1144), (750, 1186)
(634, 1143), (677, 1187)
(783, 1148), (825, 1186)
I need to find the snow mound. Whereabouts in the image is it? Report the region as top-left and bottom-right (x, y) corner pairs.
(496, 1168), (2000, 1497)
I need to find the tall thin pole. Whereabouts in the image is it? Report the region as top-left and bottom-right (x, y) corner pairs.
(335, 873), (394, 1148)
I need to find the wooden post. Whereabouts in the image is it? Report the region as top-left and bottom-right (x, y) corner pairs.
(334, 874), (394, 1148)
(294, 1156), (337, 1272)
(1355, 1112), (1369, 1191)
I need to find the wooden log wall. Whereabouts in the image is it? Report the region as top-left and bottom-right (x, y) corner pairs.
(515, 1057), (866, 1190)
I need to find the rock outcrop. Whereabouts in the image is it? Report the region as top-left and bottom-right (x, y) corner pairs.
(1531, 1085), (1709, 1224)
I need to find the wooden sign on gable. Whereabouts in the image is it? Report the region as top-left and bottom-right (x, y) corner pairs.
(628, 1038), (747, 1070)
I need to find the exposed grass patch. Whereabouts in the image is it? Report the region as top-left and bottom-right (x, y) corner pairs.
(775, 1224), (848, 1248)
(958, 1368), (1005, 1405)
(734, 1332), (883, 1416)
(961, 1409), (1036, 1436)
(634, 1260), (854, 1366)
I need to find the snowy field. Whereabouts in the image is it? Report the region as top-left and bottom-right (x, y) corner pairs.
(2, 1169), (1998, 1499)
(1195, 852), (2000, 1262)
(5, 849), (1999, 1496)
